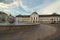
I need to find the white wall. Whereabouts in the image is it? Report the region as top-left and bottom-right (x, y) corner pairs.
(16, 17), (30, 23)
(30, 13), (39, 23)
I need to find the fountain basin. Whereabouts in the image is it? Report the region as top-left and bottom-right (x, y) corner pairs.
(0, 23), (40, 33)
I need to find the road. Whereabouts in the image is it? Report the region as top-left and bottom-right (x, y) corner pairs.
(0, 24), (57, 40)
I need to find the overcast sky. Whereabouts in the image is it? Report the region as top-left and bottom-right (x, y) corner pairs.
(0, 0), (60, 16)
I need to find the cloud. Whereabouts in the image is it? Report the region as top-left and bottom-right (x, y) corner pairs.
(0, 8), (21, 16)
(0, 3), (9, 8)
(0, 0), (19, 8)
(0, 0), (59, 16)
(0, 0), (20, 16)
(37, 0), (60, 15)
(0, 0), (15, 4)
(19, 0), (32, 12)
(20, 0), (49, 12)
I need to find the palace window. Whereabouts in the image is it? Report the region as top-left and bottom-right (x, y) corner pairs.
(34, 17), (35, 20)
(36, 17), (37, 20)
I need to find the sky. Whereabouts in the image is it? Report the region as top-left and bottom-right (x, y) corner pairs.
(0, 0), (60, 16)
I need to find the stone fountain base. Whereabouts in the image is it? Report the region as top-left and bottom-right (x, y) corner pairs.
(0, 24), (40, 33)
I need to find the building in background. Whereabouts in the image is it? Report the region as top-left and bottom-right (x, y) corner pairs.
(0, 11), (59, 24)
(16, 12), (60, 24)
(0, 11), (8, 23)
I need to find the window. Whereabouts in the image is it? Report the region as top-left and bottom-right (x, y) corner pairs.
(34, 17), (35, 20)
(36, 17), (37, 20)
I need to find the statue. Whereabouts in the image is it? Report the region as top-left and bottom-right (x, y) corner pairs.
(7, 14), (15, 24)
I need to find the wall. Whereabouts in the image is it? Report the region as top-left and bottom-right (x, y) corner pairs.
(16, 17), (30, 23)
(30, 13), (39, 23)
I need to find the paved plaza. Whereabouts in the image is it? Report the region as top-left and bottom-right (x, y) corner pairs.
(0, 23), (59, 40)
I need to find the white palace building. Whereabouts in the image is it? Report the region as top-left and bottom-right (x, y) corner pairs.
(16, 12), (60, 24)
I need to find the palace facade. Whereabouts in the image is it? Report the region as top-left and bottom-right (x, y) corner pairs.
(16, 12), (60, 24)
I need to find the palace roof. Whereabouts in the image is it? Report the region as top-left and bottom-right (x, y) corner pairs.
(16, 15), (30, 17)
(39, 13), (60, 17)
(0, 11), (7, 15)
(16, 13), (60, 17)
(32, 12), (38, 14)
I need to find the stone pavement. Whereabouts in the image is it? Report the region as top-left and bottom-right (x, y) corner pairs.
(43, 24), (60, 40)
(0, 24), (57, 40)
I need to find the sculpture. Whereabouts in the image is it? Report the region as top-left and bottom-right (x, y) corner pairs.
(7, 14), (15, 24)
